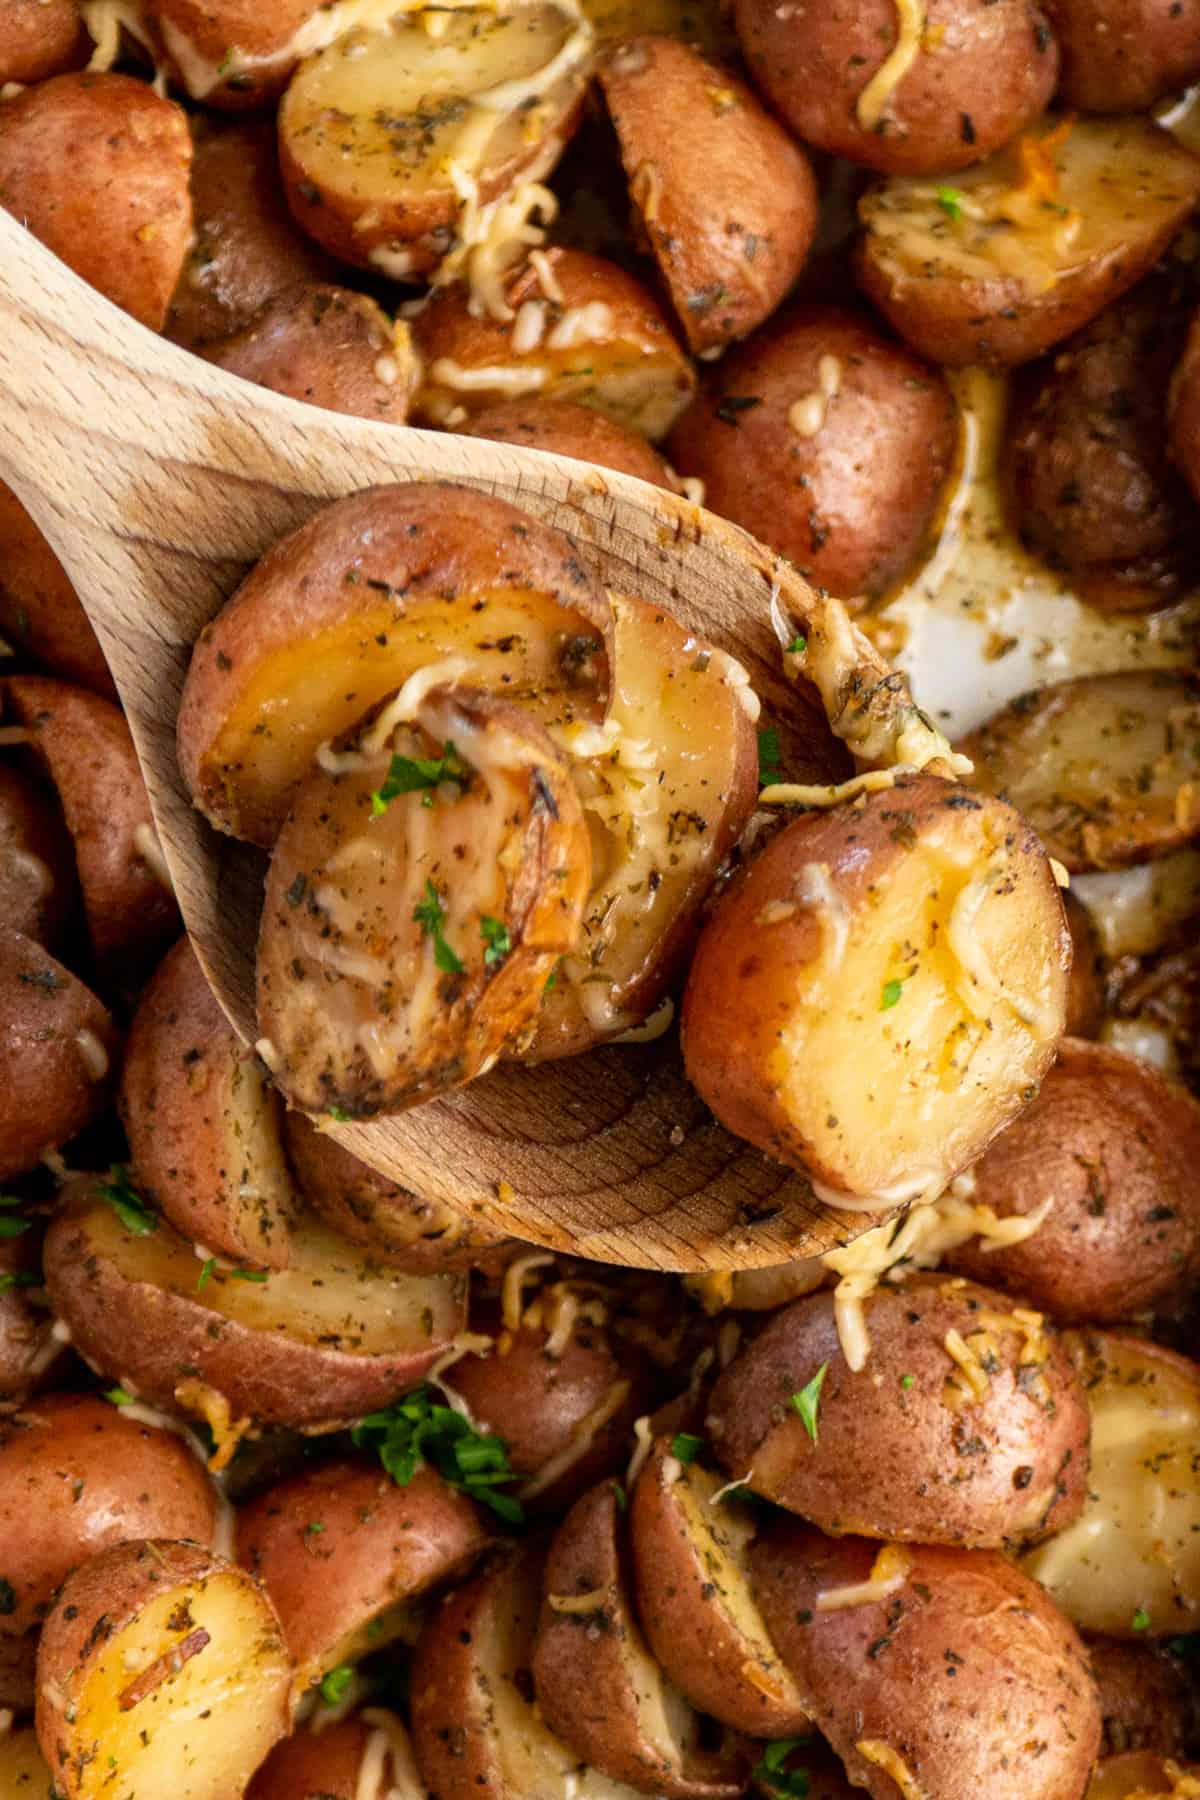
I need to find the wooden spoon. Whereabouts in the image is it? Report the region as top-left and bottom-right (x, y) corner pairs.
(0, 211), (938, 1271)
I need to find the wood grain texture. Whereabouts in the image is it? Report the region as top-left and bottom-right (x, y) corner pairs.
(0, 210), (924, 1269)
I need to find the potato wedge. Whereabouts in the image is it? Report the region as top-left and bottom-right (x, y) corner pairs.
(749, 1524), (1100, 1800)
(532, 1482), (748, 1798)
(960, 671), (1200, 873)
(0, 930), (117, 1181)
(630, 1439), (810, 1735)
(1045, 0), (1200, 110)
(36, 1540), (292, 1800)
(43, 1191), (467, 1429)
(248, 1710), (424, 1800)
(0, 762), (74, 949)
(258, 684), (590, 1115)
(856, 117), (1200, 368)
(0, 1393), (218, 1635)
(0, 483), (114, 699)
(0, 72), (192, 331)
(138, 0), (331, 108)
(413, 249), (695, 439)
(1022, 1332), (1200, 1639)
(681, 774), (1070, 1207)
(1088, 1638), (1200, 1760)
(1089, 1753), (1200, 1800)
(0, 0), (85, 84)
(463, 397), (677, 486)
(946, 1039), (1200, 1322)
(177, 483), (612, 846)
(120, 937), (297, 1269)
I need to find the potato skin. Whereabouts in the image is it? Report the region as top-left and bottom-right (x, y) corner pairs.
(0, 1224), (66, 1412)
(1044, 0), (1200, 110)
(947, 1040), (1200, 1323)
(0, 930), (117, 1181)
(0, 0), (85, 85)
(750, 1525), (1101, 1800)
(598, 36), (817, 355)
(708, 1273), (1089, 1548)
(1088, 1637), (1200, 1760)
(0, 1393), (218, 1635)
(1169, 309), (1200, 509)
(1063, 889), (1105, 1040)
(463, 399), (676, 488)
(204, 284), (416, 424)
(0, 483), (114, 699)
(140, 0), (324, 107)
(0, 73), (192, 331)
(249, 1713), (420, 1800)
(0, 762), (74, 948)
(733, 0), (1057, 175)
(668, 307), (955, 602)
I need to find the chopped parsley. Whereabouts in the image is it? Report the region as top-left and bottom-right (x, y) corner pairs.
(670, 1432), (704, 1465)
(229, 1267), (268, 1283)
(612, 1480), (628, 1512)
(0, 1270), (38, 1295)
(880, 978), (904, 1011)
(900, 1373), (915, 1391)
(352, 1386), (523, 1524)
(371, 741), (468, 815)
(196, 1258), (216, 1292)
(758, 727), (783, 785)
(1131, 1608), (1152, 1632)
(0, 1213), (29, 1239)
(96, 1166), (156, 1236)
(328, 1105), (352, 1122)
(319, 1664), (354, 1706)
(414, 880), (464, 976)
(790, 1364), (829, 1443)
(105, 1387), (135, 1407)
(936, 186), (963, 221)
(786, 635), (807, 656)
(480, 916), (512, 968)
(752, 1738), (814, 1798)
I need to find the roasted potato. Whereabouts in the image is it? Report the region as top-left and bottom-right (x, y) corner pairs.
(248, 1709), (424, 1800)
(0, 0), (85, 85)
(1111, 925), (1200, 1088)
(630, 1438), (811, 1734)
(960, 670), (1200, 872)
(1169, 309), (1200, 508)
(1089, 1752), (1200, 1799)
(668, 306), (956, 603)
(0, 72), (192, 331)
(0, 1726), (53, 1794)
(0, 1392), (218, 1635)
(36, 1539), (292, 1800)
(0, 483), (114, 699)
(1063, 888), (1105, 1039)
(177, 483), (612, 846)
(750, 1523), (1101, 1800)
(120, 937), (297, 1269)
(597, 36), (817, 355)
(0, 930), (117, 1181)
(856, 117), (1200, 367)
(1088, 1638), (1200, 1760)
(237, 1458), (487, 1692)
(1044, 0), (1200, 110)
(463, 397), (677, 487)
(0, 761), (74, 949)
(0, 1222), (66, 1412)
(136, 0), (330, 107)
(946, 1039), (1200, 1322)
(1022, 1331), (1200, 1639)
(1075, 848), (1200, 960)
(413, 248), (695, 439)
(43, 1189), (467, 1430)
(682, 775), (1070, 1207)
(707, 1272), (1088, 1548)
(533, 1481), (748, 1798)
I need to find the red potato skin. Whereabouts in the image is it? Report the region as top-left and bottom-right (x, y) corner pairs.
(248, 1715), (415, 1800)
(463, 399), (677, 488)
(598, 36), (818, 355)
(0, 483), (114, 698)
(669, 307), (956, 602)
(0, 1393), (218, 1635)
(0, 73), (192, 331)
(0, 762), (75, 948)
(947, 1039), (1200, 1323)
(1087, 1637), (1200, 1760)
(0, 930), (117, 1181)
(0, 1224), (67, 1412)
(0, 1630), (35, 1713)
(733, 0), (1058, 175)
(749, 1525), (1101, 1800)
(1170, 310), (1200, 509)
(1044, 0), (1200, 110)
(0, 0), (86, 84)
(204, 283), (415, 424)
(140, 0), (325, 107)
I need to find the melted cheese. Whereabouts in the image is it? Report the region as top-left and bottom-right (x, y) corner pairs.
(758, 769), (904, 810)
(74, 1029), (110, 1081)
(626, 1414), (654, 1488)
(856, 0), (925, 129)
(81, 1), (155, 71)
(787, 355), (843, 439)
(856, 1740), (928, 1800)
(817, 1545), (912, 1612)
(358, 1708), (425, 1800)
(501, 1252), (556, 1332)
(517, 1379), (630, 1499)
(132, 821), (174, 893)
(946, 851), (1060, 1040)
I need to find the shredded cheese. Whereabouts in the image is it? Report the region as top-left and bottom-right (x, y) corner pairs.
(133, 821), (174, 893)
(817, 1544), (911, 1612)
(708, 1469), (754, 1505)
(788, 355), (843, 439)
(172, 1379), (253, 1473)
(759, 769), (905, 810)
(358, 1708), (425, 1800)
(855, 0), (925, 129)
(519, 1379), (631, 1500)
(626, 1414), (654, 1488)
(547, 1586), (609, 1613)
(856, 1740), (929, 1800)
(501, 1252), (557, 1333)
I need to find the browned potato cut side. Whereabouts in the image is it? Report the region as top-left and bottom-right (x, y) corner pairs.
(0, 72), (192, 331)
(36, 1540), (292, 1800)
(0, 930), (117, 1181)
(0, 0), (85, 83)
(1021, 1332), (1200, 1638)
(1088, 1638), (1200, 1760)
(43, 1194), (467, 1429)
(249, 1711), (423, 1800)
(682, 775), (1069, 1206)
(140, 0), (328, 107)
(630, 1440), (810, 1734)
(533, 1483), (748, 1798)
(258, 685), (591, 1115)
(120, 937), (297, 1268)
(0, 762), (74, 948)
(946, 1039), (1200, 1322)
(1044, 0), (1200, 110)
(857, 117), (1200, 367)
(750, 1525), (1101, 1800)
(413, 249), (695, 440)
(463, 398), (677, 487)
(0, 483), (114, 699)
(1088, 1752), (1200, 1799)
(525, 592), (757, 1059)
(960, 671), (1200, 872)
(177, 483), (612, 846)
(598, 36), (817, 355)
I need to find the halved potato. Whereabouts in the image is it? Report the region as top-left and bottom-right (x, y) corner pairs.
(681, 775), (1070, 1207)
(277, 5), (591, 278)
(1046, 0), (1200, 111)
(413, 248), (695, 439)
(960, 671), (1200, 873)
(0, 930), (117, 1182)
(0, 0), (85, 84)
(249, 1710), (424, 1800)
(1089, 1753), (1200, 1800)
(120, 937), (297, 1269)
(36, 1540), (292, 1800)
(0, 761), (74, 949)
(856, 116), (1200, 367)
(525, 592), (757, 1059)
(630, 1438), (810, 1735)
(258, 683), (590, 1115)
(177, 483), (612, 846)
(1170, 309), (1200, 507)
(137, 0), (332, 108)
(43, 1190), (467, 1429)
(0, 483), (114, 699)
(1088, 1638), (1200, 1760)
(1021, 1332), (1200, 1639)
(1111, 926), (1200, 1087)
(463, 397), (678, 486)
(532, 1482), (748, 1798)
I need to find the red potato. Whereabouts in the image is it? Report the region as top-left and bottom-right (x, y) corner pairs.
(1088, 1638), (1200, 1760)
(1089, 1753), (1200, 1799)
(120, 937), (297, 1269)
(0, 72), (192, 331)
(36, 1540), (292, 1800)
(1169, 310), (1200, 509)
(1111, 926), (1200, 1091)
(732, 0), (1058, 175)
(413, 248), (696, 440)
(0, 930), (117, 1181)
(463, 398), (677, 487)
(237, 1459), (488, 1692)
(249, 1710), (424, 1800)
(598, 36), (817, 356)
(682, 775), (1070, 1208)
(1044, 0), (1200, 110)
(1063, 888), (1105, 1039)
(668, 306), (956, 602)
(0, 1393), (218, 1635)
(2, 675), (178, 973)
(0, 761), (74, 948)
(0, 483), (114, 699)
(177, 483), (612, 846)
(0, 0), (85, 84)
(136, 0), (332, 107)
(750, 1523), (1101, 1800)
(0, 1223), (66, 1412)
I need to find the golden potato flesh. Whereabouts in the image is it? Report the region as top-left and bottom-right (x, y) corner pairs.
(1088, 1753), (1200, 1800)
(258, 684), (590, 1115)
(681, 775), (1070, 1207)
